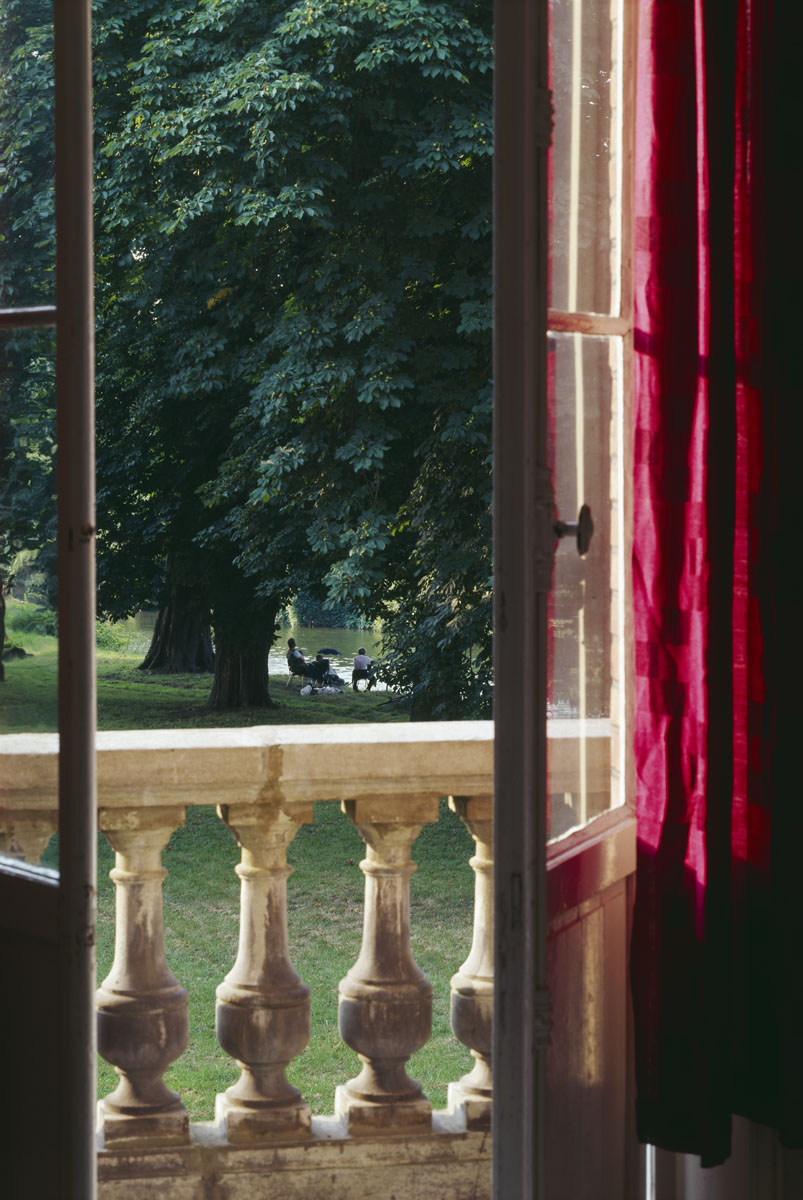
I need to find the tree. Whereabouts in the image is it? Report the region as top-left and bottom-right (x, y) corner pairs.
(5, 0), (494, 712)
(92, 0), (294, 703)
(187, 0), (494, 716)
(0, 2), (57, 679)
(91, 0), (216, 677)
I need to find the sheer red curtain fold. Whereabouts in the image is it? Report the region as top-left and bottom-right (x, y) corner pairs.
(630, 0), (798, 1166)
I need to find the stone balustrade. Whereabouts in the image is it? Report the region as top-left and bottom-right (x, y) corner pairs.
(96, 804), (191, 1147)
(0, 723), (497, 1198)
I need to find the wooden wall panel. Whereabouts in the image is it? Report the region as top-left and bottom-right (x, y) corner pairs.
(545, 878), (632, 1199)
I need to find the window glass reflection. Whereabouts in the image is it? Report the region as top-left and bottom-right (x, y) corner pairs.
(549, 0), (620, 315)
(548, 331), (620, 838)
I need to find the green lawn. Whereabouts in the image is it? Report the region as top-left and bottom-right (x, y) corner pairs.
(0, 633), (406, 733)
(4, 628), (474, 1119)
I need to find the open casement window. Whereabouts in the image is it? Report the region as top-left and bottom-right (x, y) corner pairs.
(0, 6), (96, 1196)
(0, 0), (635, 1195)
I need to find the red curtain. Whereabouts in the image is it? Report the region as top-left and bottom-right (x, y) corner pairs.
(630, 0), (800, 1166)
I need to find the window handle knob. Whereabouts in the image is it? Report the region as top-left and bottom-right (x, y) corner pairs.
(554, 504), (594, 557)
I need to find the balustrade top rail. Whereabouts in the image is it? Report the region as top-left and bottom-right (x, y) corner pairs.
(0, 721), (495, 810)
(0, 718), (612, 807)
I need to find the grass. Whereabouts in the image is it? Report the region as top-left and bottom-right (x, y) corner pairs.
(0, 632), (59, 731)
(4, 622), (474, 1119)
(0, 630), (406, 733)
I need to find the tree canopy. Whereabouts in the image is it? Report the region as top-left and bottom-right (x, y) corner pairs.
(0, 1), (57, 674)
(3, 0), (494, 715)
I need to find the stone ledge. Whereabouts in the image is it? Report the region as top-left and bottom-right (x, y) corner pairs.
(0, 723), (494, 812)
(0, 719), (612, 814)
(97, 1115), (491, 1200)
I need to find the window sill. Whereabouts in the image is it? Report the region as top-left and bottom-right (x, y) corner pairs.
(547, 805), (636, 922)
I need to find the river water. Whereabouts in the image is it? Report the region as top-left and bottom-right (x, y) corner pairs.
(271, 625), (384, 687)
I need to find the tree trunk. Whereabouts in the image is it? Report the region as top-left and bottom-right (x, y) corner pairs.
(206, 624), (277, 711)
(139, 583), (214, 674)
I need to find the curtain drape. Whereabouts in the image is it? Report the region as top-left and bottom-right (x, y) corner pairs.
(630, 0), (799, 1167)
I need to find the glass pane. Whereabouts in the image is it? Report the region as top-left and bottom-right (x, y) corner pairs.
(549, 0), (620, 315)
(0, 326), (58, 866)
(0, 7), (57, 869)
(0, 4), (55, 309)
(547, 331), (621, 839)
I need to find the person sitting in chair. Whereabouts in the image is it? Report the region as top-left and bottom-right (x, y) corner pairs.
(308, 653), (330, 685)
(286, 638), (311, 679)
(351, 648), (376, 691)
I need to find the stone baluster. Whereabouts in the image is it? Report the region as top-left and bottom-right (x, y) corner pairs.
(215, 801), (313, 1142)
(96, 806), (190, 1146)
(447, 794), (493, 1129)
(336, 795), (439, 1133)
(0, 811), (56, 864)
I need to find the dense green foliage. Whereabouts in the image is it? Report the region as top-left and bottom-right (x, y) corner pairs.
(285, 585), (370, 630)
(0, 329), (56, 598)
(0, 3), (58, 672)
(3, 597), (56, 637)
(202, 0), (494, 715)
(2, 0), (494, 714)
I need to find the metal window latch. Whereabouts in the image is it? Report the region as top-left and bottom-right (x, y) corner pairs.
(554, 504), (594, 557)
